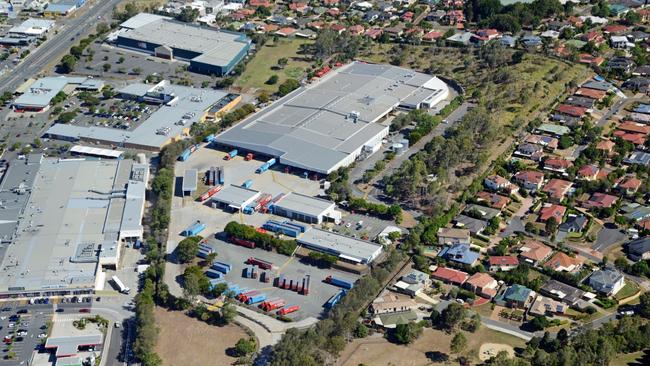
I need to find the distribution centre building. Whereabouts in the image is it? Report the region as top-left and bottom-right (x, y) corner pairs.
(0, 155), (148, 298)
(45, 80), (233, 151)
(298, 228), (383, 264)
(112, 13), (251, 76)
(272, 192), (341, 224)
(210, 184), (261, 211)
(215, 61), (450, 174)
(12, 76), (105, 112)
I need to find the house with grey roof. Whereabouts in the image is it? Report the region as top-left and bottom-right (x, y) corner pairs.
(588, 269), (625, 296)
(626, 237), (650, 261)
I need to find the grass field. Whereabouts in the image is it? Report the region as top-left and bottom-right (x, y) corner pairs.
(154, 307), (248, 366)
(611, 350), (650, 366)
(337, 327), (526, 366)
(235, 39), (313, 94)
(615, 280), (640, 301)
(115, 0), (165, 11)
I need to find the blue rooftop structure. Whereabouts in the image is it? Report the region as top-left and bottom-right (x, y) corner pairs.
(500, 35), (516, 48)
(521, 35), (542, 47)
(438, 243), (480, 266)
(634, 104), (650, 114)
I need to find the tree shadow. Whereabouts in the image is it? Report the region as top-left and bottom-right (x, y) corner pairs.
(425, 351), (449, 363)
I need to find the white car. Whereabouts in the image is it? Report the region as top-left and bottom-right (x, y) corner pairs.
(345, 223), (351, 228)
(37, 333), (46, 339)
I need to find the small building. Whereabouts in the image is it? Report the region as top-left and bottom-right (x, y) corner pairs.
(495, 284), (536, 309)
(13, 76), (104, 112)
(464, 204), (501, 220)
(542, 179), (573, 202)
(583, 192), (618, 209)
(528, 295), (566, 317)
(431, 266), (469, 285)
(626, 236), (650, 261)
(540, 280), (590, 307)
(438, 243), (480, 266)
(272, 192), (341, 224)
(484, 175), (514, 193)
(588, 268), (625, 296)
(453, 214), (487, 236)
(615, 175), (642, 196)
(476, 191), (510, 210)
(513, 170), (544, 191)
(437, 228), (470, 245)
(370, 292), (419, 315)
(465, 272), (498, 298)
(544, 158), (573, 174)
(45, 314), (104, 360)
(210, 184), (261, 211)
(538, 204), (566, 224)
(577, 164), (600, 180)
(488, 256), (519, 272)
(559, 215), (588, 233)
(518, 239), (553, 266)
(536, 123), (571, 137)
(544, 252), (582, 272)
(394, 269), (432, 296)
(182, 169), (198, 196)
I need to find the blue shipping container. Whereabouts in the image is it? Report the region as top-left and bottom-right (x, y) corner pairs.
(197, 250), (210, 259)
(247, 294), (266, 304)
(212, 261), (232, 270)
(211, 263), (231, 274)
(205, 269), (222, 279)
(182, 222), (206, 236)
(267, 158), (276, 166)
(325, 290), (347, 309)
(283, 221), (307, 233)
(327, 276), (353, 290)
(204, 134), (216, 143)
(242, 179), (253, 188)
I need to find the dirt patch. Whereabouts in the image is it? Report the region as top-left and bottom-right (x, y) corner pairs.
(155, 307), (248, 366)
(479, 343), (515, 361)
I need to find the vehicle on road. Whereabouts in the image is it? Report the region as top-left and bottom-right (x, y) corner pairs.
(79, 308), (90, 313)
(112, 275), (131, 294)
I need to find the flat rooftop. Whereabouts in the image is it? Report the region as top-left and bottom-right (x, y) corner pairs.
(0, 158), (139, 294)
(298, 228), (383, 264)
(182, 169), (198, 192)
(45, 82), (229, 149)
(211, 184), (260, 209)
(216, 61), (447, 173)
(46, 315), (103, 357)
(13, 76), (103, 108)
(117, 13), (249, 67)
(274, 192), (335, 217)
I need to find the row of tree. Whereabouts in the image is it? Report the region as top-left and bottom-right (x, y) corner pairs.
(224, 221), (297, 255)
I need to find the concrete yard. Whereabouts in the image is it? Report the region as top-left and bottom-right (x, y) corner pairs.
(203, 236), (360, 321)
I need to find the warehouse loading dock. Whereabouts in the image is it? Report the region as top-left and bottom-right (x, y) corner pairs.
(210, 184), (261, 211)
(272, 192), (341, 224)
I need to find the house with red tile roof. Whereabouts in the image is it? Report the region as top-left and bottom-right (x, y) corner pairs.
(614, 131), (647, 145)
(542, 178), (573, 202)
(615, 175), (642, 196)
(445, 10), (464, 25)
(544, 158), (574, 173)
(557, 104), (588, 118)
(604, 24), (629, 34)
(323, 0), (339, 5)
(249, 0), (272, 7)
(327, 8), (340, 16)
(348, 24), (365, 36)
(525, 134), (559, 150)
(618, 121), (650, 135)
(545, 252), (582, 272)
(261, 23), (279, 33)
(476, 191), (511, 210)
(275, 27), (296, 37)
(465, 273), (499, 298)
(401, 11), (414, 22)
(329, 23), (346, 34)
(519, 239), (553, 266)
(364, 28), (383, 39)
(577, 164), (600, 180)
(488, 256), (520, 271)
(578, 54), (605, 66)
(513, 170), (545, 191)
(596, 139), (616, 155)
(423, 30), (443, 42)
(288, 2), (308, 12)
(431, 267), (469, 285)
(484, 175), (514, 193)
(583, 31), (605, 44)
(583, 192), (618, 209)
(575, 87), (607, 100)
(539, 203), (567, 223)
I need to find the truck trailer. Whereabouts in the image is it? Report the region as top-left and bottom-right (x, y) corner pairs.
(112, 276), (130, 294)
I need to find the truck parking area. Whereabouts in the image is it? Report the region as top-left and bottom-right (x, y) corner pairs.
(203, 236), (360, 321)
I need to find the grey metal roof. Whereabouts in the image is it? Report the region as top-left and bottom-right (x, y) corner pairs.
(588, 269), (624, 293)
(182, 169), (198, 192)
(46, 82), (229, 149)
(118, 15), (249, 67)
(297, 228), (383, 264)
(624, 150), (650, 166)
(13, 76), (102, 108)
(0, 156), (41, 245)
(119, 13), (170, 30)
(216, 62), (448, 173)
(273, 192), (334, 218)
(211, 184), (260, 208)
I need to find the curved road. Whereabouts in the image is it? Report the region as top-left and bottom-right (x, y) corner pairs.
(0, 0), (123, 94)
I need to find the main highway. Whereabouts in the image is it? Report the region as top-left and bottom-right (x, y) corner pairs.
(0, 0), (124, 94)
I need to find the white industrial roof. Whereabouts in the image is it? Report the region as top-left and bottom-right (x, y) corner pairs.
(298, 228), (383, 264)
(216, 62), (448, 173)
(13, 76), (103, 108)
(182, 169), (198, 192)
(273, 192), (335, 218)
(211, 184), (260, 209)
(70, 145), (123, 158)
(119, 12), (170, 29)
(8, 18), (54, 35)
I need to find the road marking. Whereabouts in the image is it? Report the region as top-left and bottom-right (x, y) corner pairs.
(276, 256), (295, 274)
(271, 171), (293, 192)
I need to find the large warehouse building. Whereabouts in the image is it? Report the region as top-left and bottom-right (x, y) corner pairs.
(45, 80), (233, 150)
(272, 192), (341, 224)
(298, 228), (383, 264)
(0, 155), (148, 298)
(112, 13), (251, 76)
(215, 61), (450, 174)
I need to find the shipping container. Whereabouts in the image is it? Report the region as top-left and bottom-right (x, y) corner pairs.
(266, 158), (276, 166)
(277, 305), (299, 316)
(242, 179), (253, 189)
(224, 149), (238, 160)
(246, 294), (266, 305)
(203, 134), (216, 143)
(198, 185), (223, 202)
(218, 166), (225, 184)
(325, 275), (353, 290)
(178, 144), (200, 161)
(261, 272), (271, 283)
(231, 237), (256, 249)
(283, 221), (307, 233)
(196, 249), (211, 259)
(243, 206), (254, 215)
(198, 242), (213, 252)
(211, 263), (231, 274)
(181, 222), (206, 236)
(325, 290), (347, 309)
(245, 153), (254, 161)
(246, 257), (273, 270)
(205, 269), (222, 279)
(301, 275), (311, 295)
(237, 290), (259, 303)
(212, 261), (232, 271)
(209, 278), (225, 290)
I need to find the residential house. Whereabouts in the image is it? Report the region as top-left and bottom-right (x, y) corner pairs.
(437, 228), (471, 245)
(624, 150), (650, 166)
(519, 239), (553, 266)
(384, 26), (404, 39)
(588, 268), (625, 296)
(465, 272), (499, 299)
(604, 24), (629, 34)
(628, 112), (650, 124)
(583, 192), (618, 209)
(370, 293), (419, 315)
(393, 269), (432, 296)
(607, 56), (635, 74)
(559, 214), (588, 233)
(545, 252), (582, 272)
(633, 65), (650, 76)
(582, 80), (613, 91)
(540, 280), (589, 307)
(515, 143), (544, 160)
(575, 87), (607, 100)
(495, 284), (536, 309)
(364, 28), (383, 40)
(626, 236), (650, 261)
(578, 54), (605, 67)
(577, 164), (600, 180)
(536, 123), (570, 137)
(621, 203), (650, 222)
(500, 35), (516, 47)
(544, 158), (573, 174)
(596, 139), (616, 155)
(513, 170), (545, 191)
(476, 191), (511, 210)
(464, 204), (501, 220)
(446, 31), (474, 46)
(488, 256), (520, 272)
(583, 31), (605, 44)
(348, 24), (364, 36)
(438, 243), (480, 266)
(611, 35), (633, 49)
(423, 30), (443, 42)
(528, 295), (567, 316)
(539, 203), (567, 224)
(615, 175), (642, 196)
(275, 27), (296, 37)
(454, 215), (487, 236)
(542, 179), (573, 202)
(623, 77), (650, 93)
(525, 134), (559, 150)
(431, 266), (469, 285)
(521, 35), (542, 48)
(484, 175), (515, 193)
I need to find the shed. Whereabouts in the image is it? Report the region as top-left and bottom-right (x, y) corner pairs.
(182, 169), (198, 196)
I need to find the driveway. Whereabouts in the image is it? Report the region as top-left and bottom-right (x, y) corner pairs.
(500, 217), (525, 238)
(592, 226), (628, 253)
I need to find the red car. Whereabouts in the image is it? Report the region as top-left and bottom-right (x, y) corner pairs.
(79, 308), (90, 313)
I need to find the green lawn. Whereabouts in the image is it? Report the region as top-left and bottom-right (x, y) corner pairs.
(235, 39), (313, 94)
(615, 280), (640, 301)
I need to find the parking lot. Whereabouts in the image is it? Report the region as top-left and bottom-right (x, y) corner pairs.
(331, 212), (395, 241)
(203, 236), (360, 321)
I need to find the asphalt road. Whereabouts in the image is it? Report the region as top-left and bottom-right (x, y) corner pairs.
(0, 0), (123, 94)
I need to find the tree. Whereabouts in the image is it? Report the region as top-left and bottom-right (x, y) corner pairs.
(221, 302), (237, 324)
(392, 322), (422, 344)
(103, 63), (112, 72)
(176, 236), (201, 263)
(450, 332), (467, 354)
(277, 78), (300, 97)
(204, 252), (217, 266)
(354, 323), (369, 338)
(277, 58), (288, 68)
(177, 7), (200, 23)
(258, 91), (270, 103)
(96, 23), (110, 35)
(545, 217), (558, 235)
(529, 315), (550, 331)
(439, 303), (467, 330)
(640, 292), (650, 318)
(59, 54), (77, 73)
(32, 138), (42, 149)
(266, 74), (279, 85)
(234, 337), (256, 356)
